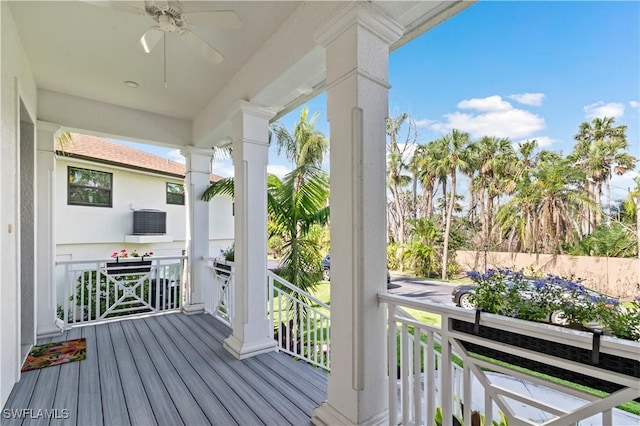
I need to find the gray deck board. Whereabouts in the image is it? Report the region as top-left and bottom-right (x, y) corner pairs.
(3, 313), (327, 426)
(49, 327), (82, 426)
(182, 314), (324, 419)
(129, 319), (213, 426)
(134, 318), (228, 425)
(95, 323), (130, 426)
(152, 315), (271, 425)
(119, 320), (184, 426)
(77, 325), (103, 426)
(168, 314), (303, 424)
(108, 322), (157, 426)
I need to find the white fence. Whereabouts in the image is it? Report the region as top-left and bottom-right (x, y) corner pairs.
(380, 293), (640, 426)
(57, 255), (186, 328)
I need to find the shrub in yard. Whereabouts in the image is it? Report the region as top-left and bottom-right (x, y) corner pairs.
(466, 268), (638, 341)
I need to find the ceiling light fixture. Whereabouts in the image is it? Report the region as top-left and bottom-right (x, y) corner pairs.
(124, 81), (139, 88)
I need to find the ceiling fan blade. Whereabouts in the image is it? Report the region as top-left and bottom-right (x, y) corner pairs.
(140, 27), (164, 53)
(182, 10), (241, 28)
(178, 29), (224, 64)
(83, 1), (147, 15)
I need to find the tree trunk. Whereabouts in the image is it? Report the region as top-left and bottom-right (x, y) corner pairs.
(390, 184), (405, 244)
(412, 172), (418, 220)
(635, 195), (639, 287)
(486, 192), (494, 250)
(594, 181), (603, 227)
(606, 176), (612, 227)
(441, 173), (456, 280)
(441, 179), (447, 218)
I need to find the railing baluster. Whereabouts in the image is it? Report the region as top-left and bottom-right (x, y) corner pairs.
(440, 314), (452, 426)
(388, 303), (398, 426)
(463, 363), (471, 423)
(413, 326), (422, 425)
(401, 323), (409, 425)
(426, 330), (435, 426)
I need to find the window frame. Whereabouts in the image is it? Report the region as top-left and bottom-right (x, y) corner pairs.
(166, 182), (185, 205)
(67, 166), (113, 208)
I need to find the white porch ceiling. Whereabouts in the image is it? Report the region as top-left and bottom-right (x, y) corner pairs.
(9, 1), (301, 120)
(8, 1), (474, 147)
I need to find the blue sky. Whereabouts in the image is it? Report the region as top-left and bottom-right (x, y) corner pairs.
(119, 1), (640, 200)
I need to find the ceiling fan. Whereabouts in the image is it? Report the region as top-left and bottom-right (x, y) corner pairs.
(91, 0), (241, 64)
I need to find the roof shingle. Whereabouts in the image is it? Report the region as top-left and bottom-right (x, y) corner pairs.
(57, 134), (222, 182)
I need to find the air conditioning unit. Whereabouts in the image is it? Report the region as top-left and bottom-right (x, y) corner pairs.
(133, 209), (166, 235)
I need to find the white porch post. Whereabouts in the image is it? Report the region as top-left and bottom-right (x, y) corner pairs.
(181, 147), (213, 314)
(35, 121), (62, 337)
(313, 4), (402, 425)
(223, 101), (277, 359)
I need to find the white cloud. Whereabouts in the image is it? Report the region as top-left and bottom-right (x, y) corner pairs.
(167, 149), (185, 164)
(267, 164), (291, 178)
(583, 101), (625, 119)
(415, 118), (434, 128)
(630, 101), (640, 111)
(508, 93), (545, 107)
(457, 95), (512, 112)
(431, 98), (545, 140)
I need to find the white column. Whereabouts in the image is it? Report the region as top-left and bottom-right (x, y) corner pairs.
(312, 4), (402, 425)
(35, 121), (63, 337)
(181, 147), (213, 314)
(223, 101), (278, 359)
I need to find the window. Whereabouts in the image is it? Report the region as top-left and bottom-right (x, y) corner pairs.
(68, 166), (112, 207)
(166, 182), (185, 205)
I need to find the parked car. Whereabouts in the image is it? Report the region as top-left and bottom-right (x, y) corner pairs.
(451, 278), (618, 325)
(322, 254), (391, 286)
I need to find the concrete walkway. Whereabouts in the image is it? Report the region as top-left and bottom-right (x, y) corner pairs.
(419, 371), (640, 425)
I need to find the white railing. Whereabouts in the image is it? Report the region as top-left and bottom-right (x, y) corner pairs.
(205, 257), (234, 327)
(267, 271), (331, 370)
(57, 255), (186, 328)
(379, 293), (640, 426)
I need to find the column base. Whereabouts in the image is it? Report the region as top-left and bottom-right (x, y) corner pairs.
(182, 303), (205, 315)
(36, 323), (63, 339)
(223, 334), (277, 360)
(312, 402), (388, 426)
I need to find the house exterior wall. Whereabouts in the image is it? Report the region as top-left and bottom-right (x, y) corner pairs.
(0, 2), (38, 408)
(55, 156), (234, 261)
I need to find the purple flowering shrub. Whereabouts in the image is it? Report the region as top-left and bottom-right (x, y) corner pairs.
(466, 268), (638, 341)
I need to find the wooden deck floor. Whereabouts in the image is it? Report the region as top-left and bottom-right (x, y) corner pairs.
(3, 313), (327, 425)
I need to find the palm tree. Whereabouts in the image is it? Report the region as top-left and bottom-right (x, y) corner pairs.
(271, 107), (327, 171)
(432, 129), (473, 279)
(470, 136), (515, 249)
(386, 113), (416, 243)
(571, 117), (636, 230)
(202, 107), (330, 293)
(411, 143), (439, 219)
(498, 153), (592, 254)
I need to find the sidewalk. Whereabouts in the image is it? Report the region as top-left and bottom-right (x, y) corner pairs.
(419, 371), (640, 425)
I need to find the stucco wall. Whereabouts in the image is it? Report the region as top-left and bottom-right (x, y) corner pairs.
(456, 250), (640, 300)
(55, 157), (234, 259)
(0, 2), (38, 408)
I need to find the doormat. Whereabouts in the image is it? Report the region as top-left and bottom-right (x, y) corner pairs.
(21, 338), (86, 372)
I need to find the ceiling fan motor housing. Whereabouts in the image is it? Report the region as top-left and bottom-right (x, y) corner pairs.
(147, 3), (185, 31)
